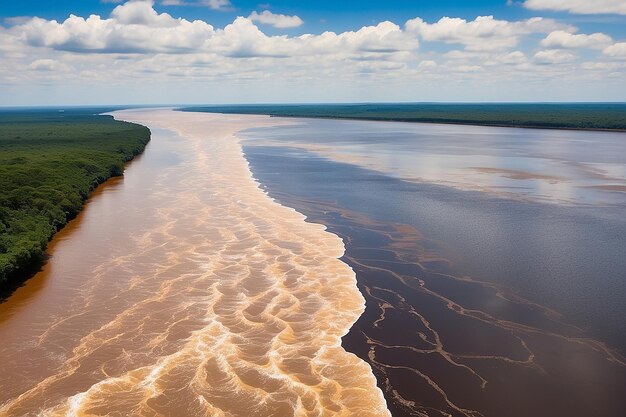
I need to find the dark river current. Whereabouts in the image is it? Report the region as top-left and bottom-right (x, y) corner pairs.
(242, 118), (626, 417)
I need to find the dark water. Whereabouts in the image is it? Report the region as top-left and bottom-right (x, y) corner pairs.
(241, 119), (626, 205)
(241, 119), (626, 417)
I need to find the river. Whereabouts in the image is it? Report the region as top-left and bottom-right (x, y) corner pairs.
(0, 109), (389, 417)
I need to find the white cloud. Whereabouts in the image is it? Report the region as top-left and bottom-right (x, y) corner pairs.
(305, 21), (417, 54)
(405, 15), (570, 51)
(541, 30), (613, 49)
(111, 0), (181, 26)
(4, 16), (33, 25)
(523, 0), (626, 15)
(8, 3), (417, 58)
(160, 0), (232, 10)
(203, 0), (231, 10)
(209, 17), (289, 57)
(604, 42), (626, 58)
(417, 60), (437, 69)
(581, 61), (625, 71)
(15, 2), (216, 53)
(534, 49), (576, 64)
(29, 59), (70, 71)
(249, 11), (303, 29)
(486, 51), (527, 65)
(457, 65), (483, 72)
(2, 0), (625, 104)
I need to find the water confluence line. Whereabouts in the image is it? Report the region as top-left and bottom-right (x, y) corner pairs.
(104, 108), (391, 417)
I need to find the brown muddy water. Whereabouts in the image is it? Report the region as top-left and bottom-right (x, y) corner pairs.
(0, 110), (389, 417)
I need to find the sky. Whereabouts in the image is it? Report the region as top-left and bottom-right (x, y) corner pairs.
(1, 0), (625, 105)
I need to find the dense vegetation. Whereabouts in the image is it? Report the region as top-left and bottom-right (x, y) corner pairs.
(182, 103), (626, 130)
(0, 108), (150, 293)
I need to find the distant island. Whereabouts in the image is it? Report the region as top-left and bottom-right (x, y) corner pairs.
(0, 109), (150, 295)
(181, 103), (626, 131)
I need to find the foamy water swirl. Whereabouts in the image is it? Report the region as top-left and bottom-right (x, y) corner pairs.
(0, 109), (389, 417)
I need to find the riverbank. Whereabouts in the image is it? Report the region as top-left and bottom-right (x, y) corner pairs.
(0, 109), (150, 296)
(180, 102), (626, 131)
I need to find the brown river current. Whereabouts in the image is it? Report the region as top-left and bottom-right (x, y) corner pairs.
(0, 109), (390, 417)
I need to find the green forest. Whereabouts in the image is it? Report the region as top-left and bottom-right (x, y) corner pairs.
(182, 103), (626, 131)
(0, 109), (150, 294)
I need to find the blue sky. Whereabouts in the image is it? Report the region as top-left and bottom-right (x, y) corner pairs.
(3, 0), (626, 35)
(1, 0), (625, 105)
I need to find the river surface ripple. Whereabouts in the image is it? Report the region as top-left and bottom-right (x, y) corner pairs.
(0, 109), (389, 417)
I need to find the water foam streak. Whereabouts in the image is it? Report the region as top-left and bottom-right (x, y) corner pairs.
(0, 109), (389, 417)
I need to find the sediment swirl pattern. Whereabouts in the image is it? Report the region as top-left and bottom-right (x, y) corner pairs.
(273, 201), (626, 417)
(0, 110), (390, 417)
